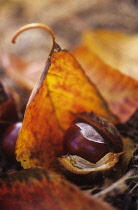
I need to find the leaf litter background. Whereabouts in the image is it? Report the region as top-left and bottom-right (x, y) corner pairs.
(0, 0), (138, 210)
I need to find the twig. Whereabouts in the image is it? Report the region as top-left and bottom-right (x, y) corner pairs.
(94, 170), (134, 199)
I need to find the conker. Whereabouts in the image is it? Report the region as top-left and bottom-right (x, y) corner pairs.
(63, 122), (109, 163)
(1, 122), (22, 162)
(63, 112), (123, 164)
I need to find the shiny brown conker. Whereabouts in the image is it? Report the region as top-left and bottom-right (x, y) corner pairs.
(63, 112), (123, 164)
(1, 122), (22, 162)
(63, 122), (109, 163)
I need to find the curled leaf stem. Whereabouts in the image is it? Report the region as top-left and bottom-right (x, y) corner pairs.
(11, 23), (57, 55)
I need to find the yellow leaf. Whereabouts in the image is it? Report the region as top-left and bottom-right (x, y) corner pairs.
(16, 49), (117, 171)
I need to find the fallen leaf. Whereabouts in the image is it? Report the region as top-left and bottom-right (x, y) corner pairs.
(73, 46), (138, 123)
(0, 168), (113, 210)
(82, 29), (138, 80)
(1, 53), (44, 91)
(16, 46), (117, 172)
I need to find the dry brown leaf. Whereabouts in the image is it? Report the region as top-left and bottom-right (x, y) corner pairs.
(73, 46), (138, 123)
(82, 29), (138, 80)
(0, 168), (114, 210)
(1, 53), (44, 91)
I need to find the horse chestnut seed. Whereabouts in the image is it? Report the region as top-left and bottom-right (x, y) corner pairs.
(63, 122), (109, 163)
(1, 122), (22, 162)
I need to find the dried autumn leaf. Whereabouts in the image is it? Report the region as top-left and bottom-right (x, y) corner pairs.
(16, 50), (117, 171)
(73, 46), (138, 123)
(13, 24), (117, 172)
(82, 29), (138, 80)
(1, 53), (44, 91)
(0, 168), (113, 210)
